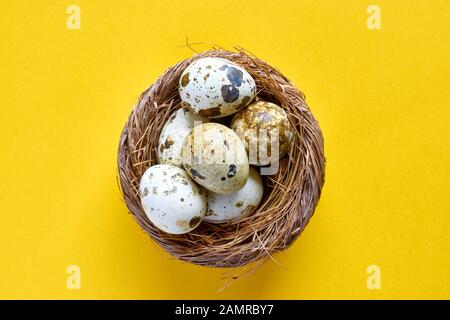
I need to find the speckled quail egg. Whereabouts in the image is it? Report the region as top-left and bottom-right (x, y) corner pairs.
(182, 123), (249, 194)
(157, 107), (208, 167)
(139, 164), (206, 234)
(231, 101), (294, 166)
(179, 57), (256, 118)
(204, 167), (263, 223)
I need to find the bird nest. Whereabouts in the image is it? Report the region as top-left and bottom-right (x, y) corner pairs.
(117, 49), (325, 270)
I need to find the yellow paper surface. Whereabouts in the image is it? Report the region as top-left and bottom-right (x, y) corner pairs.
(0, 0), (449, 299)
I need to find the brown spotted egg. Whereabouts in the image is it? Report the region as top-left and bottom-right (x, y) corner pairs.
(179, 57), (256, 118)
(182, 123), (249, 194)
(157, 107), (208, 167)
(231, 101), (294, 166)
(139, 164), (206, 234)
(204, 167), (263, 223)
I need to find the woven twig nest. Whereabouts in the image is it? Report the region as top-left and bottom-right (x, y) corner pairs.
(117, 49), (325, 268)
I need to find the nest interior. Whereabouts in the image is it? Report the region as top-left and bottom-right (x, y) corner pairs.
(117, 49), (325, 268)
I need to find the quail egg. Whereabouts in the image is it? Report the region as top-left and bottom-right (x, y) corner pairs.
(139, 164), (206, 234)
(204, 167), (263, 223)
(231, 101), (294, 166)
(182, 123), (249, 194)
(179, 57), (256, 118)
(157, 107), (208, 167)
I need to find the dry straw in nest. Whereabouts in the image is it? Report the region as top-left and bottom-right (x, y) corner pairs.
(117, 49), (325, 271)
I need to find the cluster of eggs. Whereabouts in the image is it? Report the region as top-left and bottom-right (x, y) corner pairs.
(139, 57), (294, 234)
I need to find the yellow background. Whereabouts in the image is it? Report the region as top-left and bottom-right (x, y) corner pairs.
(0, 0), (449, 299)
